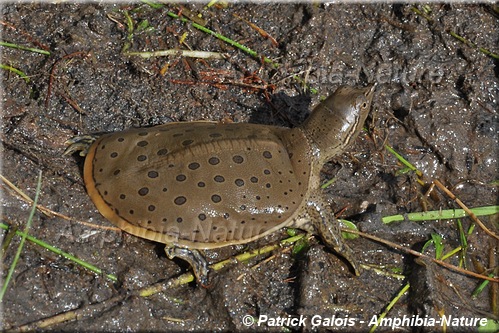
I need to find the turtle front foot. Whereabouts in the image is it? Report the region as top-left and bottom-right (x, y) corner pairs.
(165, 246), (211, 287)
(63, 135), (97, 157)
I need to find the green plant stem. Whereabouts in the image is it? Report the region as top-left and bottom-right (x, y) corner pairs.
(382, 206), (499, 224)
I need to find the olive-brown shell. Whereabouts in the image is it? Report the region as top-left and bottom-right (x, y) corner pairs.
(84, 122), (310, 248)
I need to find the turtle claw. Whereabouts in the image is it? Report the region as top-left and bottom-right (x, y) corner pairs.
(165, 246), (211, 287)
(63, 135), (97, 157)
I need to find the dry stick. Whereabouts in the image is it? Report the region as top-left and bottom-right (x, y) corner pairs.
(0, 175), (120, 231)
(45, 51), (90, 109)
(432, 179), (499, 241)
(346, 228), (498, 283)
(6, 235), (304, 331)
(58, 91), (86, 115)
(7, 225), (497, 332)
(5, 293), (128, 333)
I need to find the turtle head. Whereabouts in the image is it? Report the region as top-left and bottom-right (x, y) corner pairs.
(300, 84), (375, 162)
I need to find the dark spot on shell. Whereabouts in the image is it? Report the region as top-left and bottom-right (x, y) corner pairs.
(129, 209), (134, 214)
(182, 139), (194, 146)
(263, 151), (272, 159)
(240, 205), (246, 210)
(198, 213), (206, 221)
(250, 176), (258, 183)
(117, 138), (124, 142)
(197, 182), (205, 188)
(266, 183), (271, 188)
(176, 174), (186, 182)
(288, 152), (294, 159)
(177, 217), (183, 223)
(137, 140), (148, 147)
(162, 187), (168, 192)
(147, 220), (152, 224)
(137, 155), (147, 161)
(138, 132), (148, 136)
(148, 171), (158, 178)
(223, 213), (229, 219)
(264, 169), (270, 175)
(99, 168), (103, 172)
(188, 162), (200, 170)
(232, 155), (244, 164)
(209, 133), (222, 138)
(119, 194), (126, 199)
(214, 175), (225, 183)
(208, 157), (220, 165)
(162, 218), (167, 222)
(103, 190), (108, 195)
(241, 220), (246, 224)
(138, 187), (149, 196)
(211, 194), (221, 203)
(157, 148), (168, 156)
(235, 179), (244, 187)
(113, 169), (121, 176)
(148, 205), (156, 211)
(174, 196), (186, 205)
(110, 152), (118, 158)
(212, 226), (217, 230)
(115, 208), (119, 215)
(256, 196), (261, 200)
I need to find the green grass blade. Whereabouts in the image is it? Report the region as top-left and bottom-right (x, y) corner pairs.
(0, 63), (30, 83)
(0, 41), (50, 55)
(384, 143), (423, 177)
(165, 11), (278, 68)
(0, 170), (42, 301)
(0, 221), (118, 283)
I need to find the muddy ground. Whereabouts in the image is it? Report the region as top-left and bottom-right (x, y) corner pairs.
(1, 2), (498, 332)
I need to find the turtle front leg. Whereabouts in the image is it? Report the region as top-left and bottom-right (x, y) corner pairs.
(305, 189), (362, 276)
(63, 135), (98, 157)
(165, 246), (210, 286)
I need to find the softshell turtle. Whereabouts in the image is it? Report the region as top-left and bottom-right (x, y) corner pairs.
(65, 84), (375, 284)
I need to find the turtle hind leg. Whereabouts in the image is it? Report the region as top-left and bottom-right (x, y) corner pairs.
(165, 246), (211, 287)
(63, 135), (97, 157)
